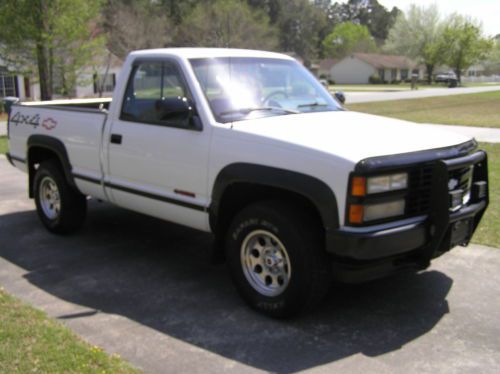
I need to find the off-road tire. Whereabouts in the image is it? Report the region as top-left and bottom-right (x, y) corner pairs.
(225, 200), (331, 318)
(33, 160), (87, 234)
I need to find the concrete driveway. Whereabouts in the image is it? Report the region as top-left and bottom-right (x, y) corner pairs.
(345, 85), (500, 104)
(1, 156), (500, 374)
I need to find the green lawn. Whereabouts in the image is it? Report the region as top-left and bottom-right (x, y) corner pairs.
(0, 136), (7, 154)
(347, 90), (500, 128)
(0, 288), (140, 374)
(329, 83), (439, 92)
(472, 143), (499, 248)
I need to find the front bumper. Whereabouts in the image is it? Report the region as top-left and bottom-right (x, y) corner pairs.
(326, 150), (488, 282)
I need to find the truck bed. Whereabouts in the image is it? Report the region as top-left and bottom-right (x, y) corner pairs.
(22, 97), (112, 111)
(7, 100), (110, 201)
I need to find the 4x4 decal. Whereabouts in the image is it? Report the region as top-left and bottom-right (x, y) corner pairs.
(10, 112), (40, 128)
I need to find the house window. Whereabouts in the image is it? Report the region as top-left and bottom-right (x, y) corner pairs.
(391, 69), (397, 81)
(93, 73), (116, 94)
(0, 67), (18, 97)
(400, 69), (409, 80)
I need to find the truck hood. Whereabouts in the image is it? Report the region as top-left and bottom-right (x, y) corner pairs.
(230, 110), (472, 163)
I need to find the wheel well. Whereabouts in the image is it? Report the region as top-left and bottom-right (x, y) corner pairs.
(212, 183), (324, 246)
(27, 147), (64, 198)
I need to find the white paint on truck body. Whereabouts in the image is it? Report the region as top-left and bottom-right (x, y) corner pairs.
(8, 48), (473, 230)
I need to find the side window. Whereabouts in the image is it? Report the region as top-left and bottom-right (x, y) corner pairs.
(121, 61), (193, 128)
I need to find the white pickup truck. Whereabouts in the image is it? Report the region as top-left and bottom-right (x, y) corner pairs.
(6, 48), (489, 317)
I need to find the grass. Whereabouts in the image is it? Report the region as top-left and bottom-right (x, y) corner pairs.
(347, 90), (500, 128)
(329, 83), (441, 92)
(0, 288), (140, 374)
(0, 136), (7, 154)
(472, 142), (500, 248)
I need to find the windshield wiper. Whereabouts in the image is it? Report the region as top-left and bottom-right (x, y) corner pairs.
(297, 102), (329, 108)
(220, 106), (299, 116)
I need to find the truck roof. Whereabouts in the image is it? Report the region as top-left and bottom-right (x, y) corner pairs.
(129, 48), (295, 60)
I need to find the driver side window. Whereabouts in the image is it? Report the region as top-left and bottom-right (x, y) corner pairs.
(121, 60), (192, 128)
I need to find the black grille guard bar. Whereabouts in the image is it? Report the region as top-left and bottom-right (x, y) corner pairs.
(421, 150), (489, 261)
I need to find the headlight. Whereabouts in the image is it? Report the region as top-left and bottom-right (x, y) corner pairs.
(367, 173), (408, 194)
(348, 172), (409, 225)
(349, 200), (406, 224)
(351, 173), (408, 196)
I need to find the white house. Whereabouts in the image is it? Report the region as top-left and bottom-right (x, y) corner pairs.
(323, 53), (425, 84)
(0, 57), (32, 99)
(1, 51), (122, 102)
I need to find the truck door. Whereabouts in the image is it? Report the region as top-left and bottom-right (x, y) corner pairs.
(105, 59), (210, 231)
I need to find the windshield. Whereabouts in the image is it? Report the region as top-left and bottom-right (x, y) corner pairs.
(190, 57), (342, 123)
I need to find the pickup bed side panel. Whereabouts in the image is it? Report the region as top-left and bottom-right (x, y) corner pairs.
(8, 105), (108, 200)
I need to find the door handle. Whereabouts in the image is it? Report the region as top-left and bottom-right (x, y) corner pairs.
(110, 134), (122, 144)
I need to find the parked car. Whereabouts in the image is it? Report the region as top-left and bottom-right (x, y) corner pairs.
(6, 48), (489, 317)
(435, 72), (457, 83)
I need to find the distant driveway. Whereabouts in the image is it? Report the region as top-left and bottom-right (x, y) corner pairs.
(345, 85), (500, 104)
(1, 156), (500, 374)
(0, 121), (6, 136)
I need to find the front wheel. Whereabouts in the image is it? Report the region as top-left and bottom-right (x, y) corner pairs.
(225, 200), (331, 318)
(34, 161), (87, 234)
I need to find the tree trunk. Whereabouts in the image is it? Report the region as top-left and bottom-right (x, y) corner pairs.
(455, 67), (462, 84)
(35, 43), (52, 100)
(34, 0), (52, 100)
(426, 64), (434, 84)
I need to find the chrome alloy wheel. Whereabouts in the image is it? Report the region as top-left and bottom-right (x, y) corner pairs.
(39, 176), (61, 220)
(240, 230), (291, 297)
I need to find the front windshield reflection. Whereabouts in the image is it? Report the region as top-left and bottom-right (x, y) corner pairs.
(190, 57), (342, 123)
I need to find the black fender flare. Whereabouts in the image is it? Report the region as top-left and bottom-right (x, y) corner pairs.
(209, 163), (340, 233)
(27, 135), (77, 197)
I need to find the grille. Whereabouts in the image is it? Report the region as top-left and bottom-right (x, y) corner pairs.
(406, 166), (433, 216)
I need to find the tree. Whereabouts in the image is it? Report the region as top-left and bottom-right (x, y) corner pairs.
(325, 0), (401, 43)
(484, 38), (500, 74)
(384, 4), (446, 84)
(275, 0), (327, 64)
(441, 15), (493, 83)
(103, 0), (173, 59)
(322, 22), (377, 58)
(0, 0), (104, 100)
(176, 0), (278, 50)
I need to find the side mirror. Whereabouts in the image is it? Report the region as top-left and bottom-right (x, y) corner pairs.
(156, 97), (202, 130)
(334, 91), (346, 104)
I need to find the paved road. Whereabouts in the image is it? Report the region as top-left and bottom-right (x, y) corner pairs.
(418, 123), (500, 143)
(345, 85), (500, 104)
(1, 157), (499, 374)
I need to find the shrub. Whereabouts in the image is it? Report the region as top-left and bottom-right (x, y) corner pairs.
(369, 74), (383, 84)
(0, 100), (4, 114)
(328, 79), (336, 85)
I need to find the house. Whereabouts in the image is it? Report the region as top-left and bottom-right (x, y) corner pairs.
(1, 50), (122, 101)
(317, 59), (338, 79)
(322, 53), (425, 84)
(0, 58), (32, 99)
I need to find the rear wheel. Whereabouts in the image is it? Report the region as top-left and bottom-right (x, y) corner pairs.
(225, 200), (331, 318)
(34, 161), (87, 234)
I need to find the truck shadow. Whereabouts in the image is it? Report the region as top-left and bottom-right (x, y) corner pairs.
(0, 201), (452, 373)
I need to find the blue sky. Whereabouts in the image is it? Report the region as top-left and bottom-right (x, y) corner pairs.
(344, 0), (500, 37)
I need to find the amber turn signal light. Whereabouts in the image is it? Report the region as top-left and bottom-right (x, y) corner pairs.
(351, 176), (366, 196)
(349, 204), (364, 224)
